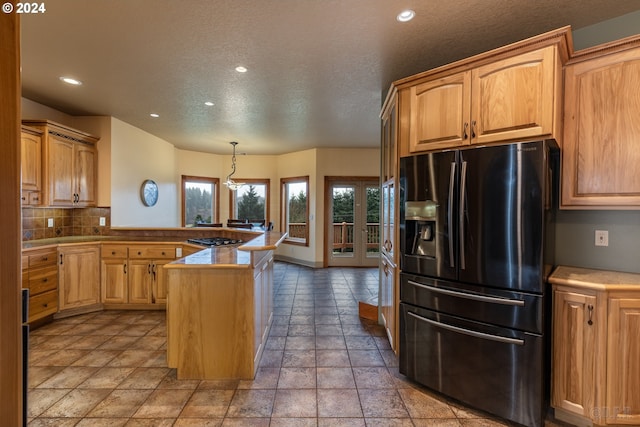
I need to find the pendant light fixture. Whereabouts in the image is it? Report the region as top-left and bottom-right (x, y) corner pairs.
(224, 141), (245, 190)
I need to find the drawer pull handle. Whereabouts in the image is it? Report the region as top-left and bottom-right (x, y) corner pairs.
(587, 304), (594, 326)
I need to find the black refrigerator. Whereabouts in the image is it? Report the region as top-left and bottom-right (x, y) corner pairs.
(399, 140), (558, 427)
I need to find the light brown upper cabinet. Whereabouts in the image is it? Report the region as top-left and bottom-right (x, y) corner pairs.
(22, 120), (99, 207)
(20, 125), (43, 205)
(394, 27), (570, 154)
(561, 36), (640, 209)
(409, 45), (562, 153)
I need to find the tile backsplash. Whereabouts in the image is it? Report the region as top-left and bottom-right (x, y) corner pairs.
(22, 207), (111, 241)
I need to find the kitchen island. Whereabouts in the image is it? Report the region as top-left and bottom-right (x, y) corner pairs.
(164, 231), (286, 380)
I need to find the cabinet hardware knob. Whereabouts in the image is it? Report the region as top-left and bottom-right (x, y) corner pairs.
(43, 278), (47, 282)
(43, 303), (48, 308)
(21, 196), (26, 201)
(587, 304), (594, 325)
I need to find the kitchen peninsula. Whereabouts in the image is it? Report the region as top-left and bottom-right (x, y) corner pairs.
(165, 231), (286, 380)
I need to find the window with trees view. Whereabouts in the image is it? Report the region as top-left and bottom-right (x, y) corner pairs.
(229, 180), (270, 226)
(181, 175), (219, 227)
(281, 176), (309, 245)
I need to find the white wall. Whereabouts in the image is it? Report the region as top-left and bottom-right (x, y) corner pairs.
(110, 118), (178, 227)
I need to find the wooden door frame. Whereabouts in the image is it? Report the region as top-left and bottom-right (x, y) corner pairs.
(323, 176), (379, 268)
(0, 11), (23, 426)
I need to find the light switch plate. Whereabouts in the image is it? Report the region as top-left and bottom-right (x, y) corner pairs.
(175, 247), (182, 258)
(595, 230), (609, 247)
(47, 218), (53, 228)
(99, 217), (106, 226)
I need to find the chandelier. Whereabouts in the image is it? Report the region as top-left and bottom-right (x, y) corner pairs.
(224, 141), (245, 190)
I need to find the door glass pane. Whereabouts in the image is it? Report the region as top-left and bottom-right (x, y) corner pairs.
(184, 181), (214, 227)
(285, 180), (308, 243)
(366, 185), (380, 256)
(332, 186), (355, 256)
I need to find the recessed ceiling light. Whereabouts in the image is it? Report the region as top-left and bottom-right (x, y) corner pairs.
(204, 101), (214, 106)
(60, 76), (82, 85)
(235, 66), (248, 73)
(150, 113), (159, 118)
(397, 9), (415, 22)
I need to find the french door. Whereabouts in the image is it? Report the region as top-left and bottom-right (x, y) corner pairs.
(326, 178), (379, 267)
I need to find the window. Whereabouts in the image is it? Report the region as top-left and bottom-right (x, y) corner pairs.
(181, 175), (219, 227)
(229, 179), (270, 227)
(281, 176), (309, 245)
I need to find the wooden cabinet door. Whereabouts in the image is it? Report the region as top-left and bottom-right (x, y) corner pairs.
(409, 71), (471, 152)
(58, 245), (100, 310)
(606, 297), (640, 425)
(562, 45), (640, 208)
(128, 260), (152, 304)
(74, 143), (97, 207)
(47, 135), (75, 206)
(101, 258), (127, 304)
(151, 260), (170, 304)
(552, 289), (597, 418)
(21, 129), (41, 193)
(381, 91), (397, 181)
(471, 46), (558, 145)
(380, 254), (395, 351)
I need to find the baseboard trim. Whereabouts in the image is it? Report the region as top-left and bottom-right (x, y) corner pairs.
(273, 255), (322, 269)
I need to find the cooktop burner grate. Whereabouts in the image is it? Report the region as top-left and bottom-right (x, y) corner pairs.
(187, 237), (243, 247)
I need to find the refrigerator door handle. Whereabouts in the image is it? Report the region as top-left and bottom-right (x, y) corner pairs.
(448, 161), (456, 268)
(408, 311), (524, 346)
(407, 279), (525, 306)
(459, 160), (467, 270)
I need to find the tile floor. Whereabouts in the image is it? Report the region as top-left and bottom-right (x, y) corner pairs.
(27, 262), (565, 426)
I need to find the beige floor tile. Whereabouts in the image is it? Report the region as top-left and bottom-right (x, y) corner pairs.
(347, 349), (385, 367)
(157, 369), (200, 389)
(132, 388), (193, 418)
(358, 389), (410, 418)
(270, 417), (317, 426)
(365, 419), (416, 427)
(226, 389), (276, 417)
(124, 419), (176, 426)
(282, 349), (316, 367)
(40, 388), (112, 418)
(98, 335), (141, 350)
(173, 418), (224, 426)
(116, 367), (171, 389)
(318, 418), (365, 427)
(31, 349), (89, 367)
(316, 367), (356, 389)
(180, 389), (235, 417)
(219, 418), (270, 426)
(412, 419), (463, 427)
(352, 367), (395, 389)
(27, 417), (81, 426)
(318, 388), (363, 417)
(65, 334), (112, 350)
(316, 349), (350, 367)
(36, 366), (99, 389)
(277, 367), (317, 389)
(77, 367), (135, 388)
(27, 388), (71, 417)
(75, 418), (129, 427)
(271, 389), (317, 418)
(71, 349), (122, 367)
(28, 366), (64, 388)
(87, 388), (153, 418)
(237, 367), (280, 390)
(398, 387), (456, 419)
(107, 350), (156, 367)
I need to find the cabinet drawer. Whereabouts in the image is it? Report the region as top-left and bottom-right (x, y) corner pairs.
(28, 249), (57, 268)
(129, 246), (175, 259)
(28, 265), (58, 295)
(29, 289), (58, 321)
(102, 244), (128, 258)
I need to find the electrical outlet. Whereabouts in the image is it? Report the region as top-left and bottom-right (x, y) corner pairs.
(47, 218), (53, 228)
(595, 230), (609, 247)
(99, 217), (106, 226)
(175, 247), (182, 258)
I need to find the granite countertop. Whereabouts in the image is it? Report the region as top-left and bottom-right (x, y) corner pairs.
(22, 230), (288, 267)
(549, 265), (640, 291)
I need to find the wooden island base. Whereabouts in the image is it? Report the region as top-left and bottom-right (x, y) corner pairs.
(166, 248), (275, 380)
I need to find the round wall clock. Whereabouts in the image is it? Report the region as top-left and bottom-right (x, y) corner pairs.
(140, 179), (159, 207)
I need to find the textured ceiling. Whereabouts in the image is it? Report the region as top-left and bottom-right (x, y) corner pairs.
(20, 1), (640, 155)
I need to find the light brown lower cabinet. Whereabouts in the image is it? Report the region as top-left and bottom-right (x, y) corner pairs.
(166, 251), (274, 380)
(58, 244), (101, 312)
(552, 283), (640, 426)
(22, 247), (59, 322)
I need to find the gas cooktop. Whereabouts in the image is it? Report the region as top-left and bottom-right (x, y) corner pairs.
(187, 237), (243, 247)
